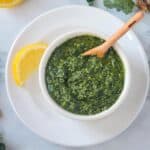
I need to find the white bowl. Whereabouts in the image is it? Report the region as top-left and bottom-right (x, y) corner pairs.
(39, 29), (130, 121)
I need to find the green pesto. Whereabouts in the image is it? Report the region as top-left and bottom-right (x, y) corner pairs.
(45, 35), (124, 115)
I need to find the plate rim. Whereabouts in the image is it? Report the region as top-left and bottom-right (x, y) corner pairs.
(5, 5), (150, 147)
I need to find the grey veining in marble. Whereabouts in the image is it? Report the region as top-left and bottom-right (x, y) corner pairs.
(0, 0), (150, 150)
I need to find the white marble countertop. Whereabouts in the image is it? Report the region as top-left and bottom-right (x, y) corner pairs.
(0, 0), (150, 149)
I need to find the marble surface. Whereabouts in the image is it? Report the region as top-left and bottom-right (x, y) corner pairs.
(0, 0), (150, 149)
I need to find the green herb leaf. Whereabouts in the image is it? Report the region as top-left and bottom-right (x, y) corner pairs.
(103, 0), (135, 14)
(87, 0), (95, 6)
(0, 143), (5, 150)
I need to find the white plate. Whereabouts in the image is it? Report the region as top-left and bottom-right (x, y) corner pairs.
(5, 5), (149, 147)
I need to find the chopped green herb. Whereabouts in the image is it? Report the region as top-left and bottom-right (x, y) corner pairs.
(104, 0), (135, 14)
(45, 35), (124, 115)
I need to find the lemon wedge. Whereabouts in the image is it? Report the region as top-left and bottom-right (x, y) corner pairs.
(12, 42), (48, 86)
(0, 0), (23, 8)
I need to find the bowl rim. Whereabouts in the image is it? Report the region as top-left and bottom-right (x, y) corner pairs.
(39, 29), (130, 121)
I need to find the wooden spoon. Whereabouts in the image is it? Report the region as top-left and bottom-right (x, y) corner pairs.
(82, 0), (150, 58)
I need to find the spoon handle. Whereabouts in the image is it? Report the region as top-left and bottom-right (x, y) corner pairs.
(82, 10), (145, 58)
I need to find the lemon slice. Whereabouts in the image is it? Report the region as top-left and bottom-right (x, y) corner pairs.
(0, 0), (23, 8)
(12, 42), (48, 86)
